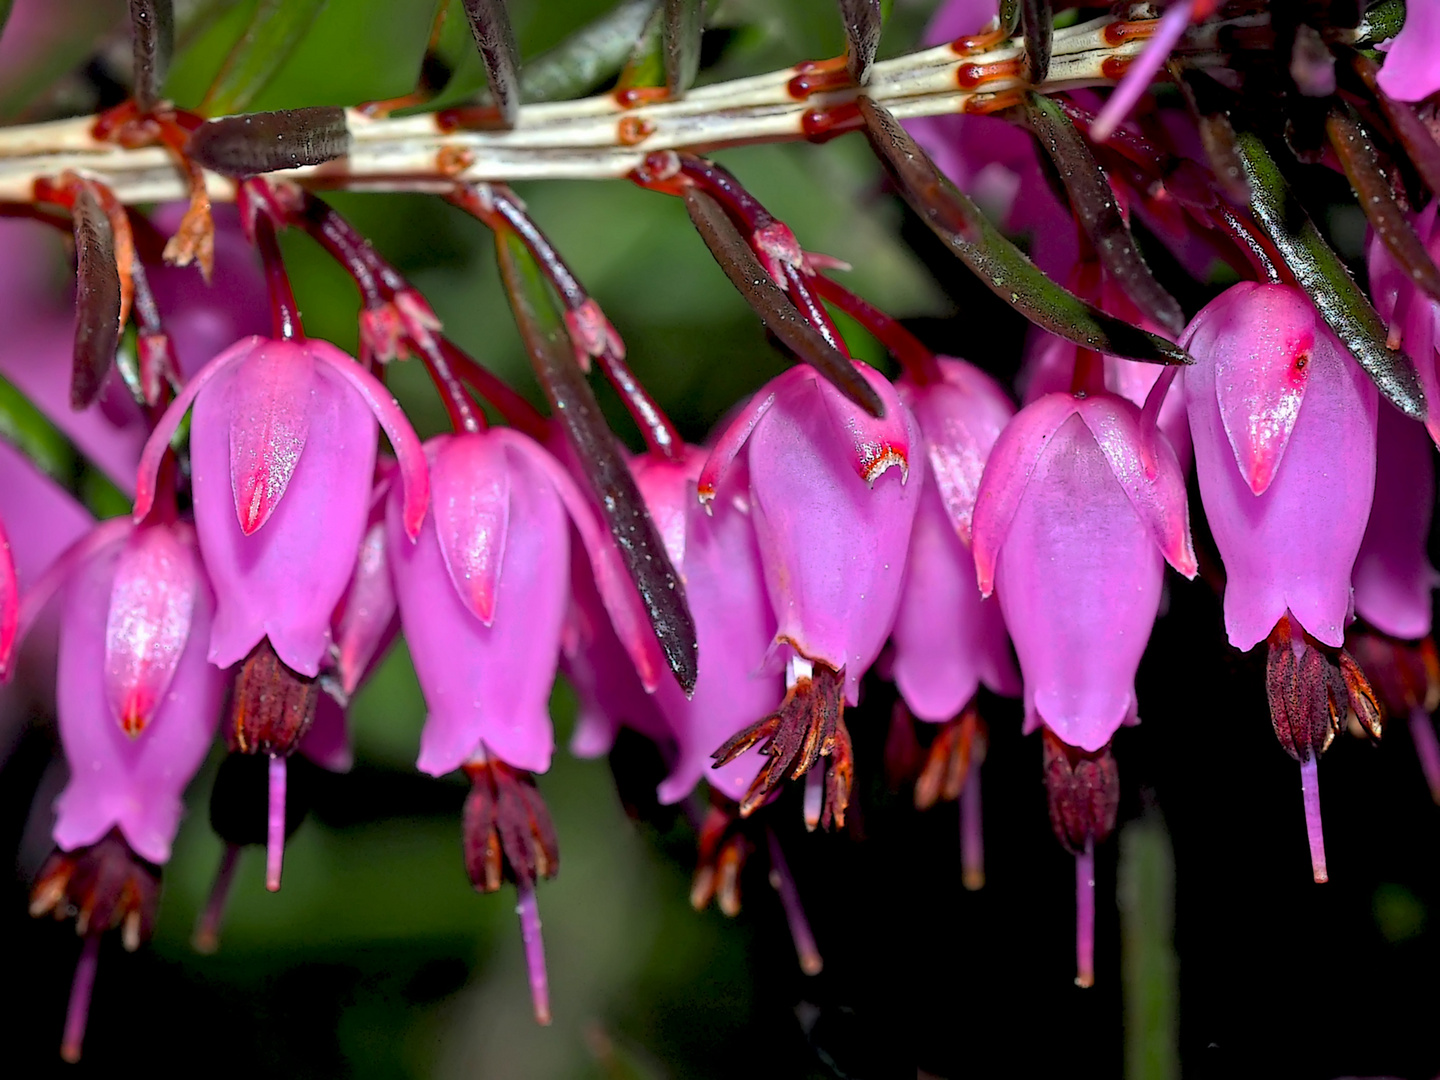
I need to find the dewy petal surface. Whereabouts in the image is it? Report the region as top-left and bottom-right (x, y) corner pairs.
(1184, 283), (1379, 650)
(746, 366), (922, 702)
(226, 346), (313, 536)
(431, 434), (510, 626)
(54, 528), (223, 864)
(1354, 403), (1437, 640)
(992, 412), (1163, 752)
(104, 523), (200, 736)
(392, 433), (569, 777)
(193, 341), (378, 675)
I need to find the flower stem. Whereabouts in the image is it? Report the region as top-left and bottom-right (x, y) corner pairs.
(1299, 756), (1328, 884)
(766, 828), (823, 975)
(961, 763), (985, 891)
(253, 212), (302, 342)
(516, 881), (552, 1025)
(61, 933), (101, 1064)
(811, 274), (941, 384)
(1075, 840), (1096, 988)
(193, 843), (243, 954)
(1409, 708), (1440, 805)
(266, 755), (287, 893)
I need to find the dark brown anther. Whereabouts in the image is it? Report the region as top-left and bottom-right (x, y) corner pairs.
(461, 0), (522, 128)
(186, 107), (351, 178)
(31, 832), (161, 952)
(128, 0), (174, 114)
(70, 184), (123, 411)
(227, 639), (319, 756)
(1264, 614), (1351, 762)
(914, 706), (985, 811)
(1041, 729), (1119, 855)
(1348, 630), (1440, 720)
(712, 658), (851, 829)
(1339, 650), (1383, 740)
(462, 758), (559, 892)
(689, 801), (753, 916)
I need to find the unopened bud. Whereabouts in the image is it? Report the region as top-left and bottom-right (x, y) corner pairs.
(227, 640), (319, 756)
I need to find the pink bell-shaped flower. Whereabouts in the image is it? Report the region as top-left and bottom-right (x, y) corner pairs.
(973, 385), (1194, 986)
(621, 447), (779, 808)
(1369, 202), (1440, 447)
(51, 521), (223, 862)
(891, 357), (1020, 722)
(1183, 281), (1381, 883)
(1354, 404), (1438, 642)
(134, 335), (429, 678)
(974, 390), (1197, 752)
(1376, 2), (1440, 103)
(703, 361), (923, 827)
(1182, 282), (1379, 652)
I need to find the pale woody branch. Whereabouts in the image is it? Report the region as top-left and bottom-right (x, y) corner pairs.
(0, 12), (1258, 205)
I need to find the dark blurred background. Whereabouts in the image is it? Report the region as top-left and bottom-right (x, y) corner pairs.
(1, 1), (1438, 1076)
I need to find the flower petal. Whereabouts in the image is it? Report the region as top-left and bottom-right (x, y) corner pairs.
(431, 433), (510, 626)
(225, 341), (314, 535)
(971, 393), (1078, 595)
(0, 517), (16, 680)
(104, 523), (201, 736)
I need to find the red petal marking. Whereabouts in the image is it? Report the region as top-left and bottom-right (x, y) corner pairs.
(104, 524), (200, 737)
(227, 345), (314, 536)
(1215, 326), (1314, 496)
(431, 434), (511, 626)
(0, 518), (16, 681)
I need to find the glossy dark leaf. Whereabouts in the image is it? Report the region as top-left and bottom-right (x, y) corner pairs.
(200, 0), (327, 115)
(461, 0), (521, 128)
(1352, 52), (1440, 199)
(187, 107), (351, 177)
(495, 229), (699, 697)
(128, 0), (173, 112)
(1234, 130), (1425, 419)
(838, 0), (882, 86)
(999, 0), (1020, 35)
(1327, 102), (1440, 305)
(71, 186), (122, 411)
(1020, 0), (1050, 84)
(1021, 93), (1184, 335)
(522, 0), (660, 103)
(683, 187), (886, 415)
(857, 97), (1191, 366)
(662, 0), (702, 98)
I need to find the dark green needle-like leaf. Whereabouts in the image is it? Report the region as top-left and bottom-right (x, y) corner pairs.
(128, 0), (173, 113)
(1327, 102), (1440, 305)
(1233, 129), (1425, 419)
(71, 186), (122, 411)
(683, 187), (886, 416)
(187, 106), (350, 177)
(495, 229), (698, 697)
(838, 0), (882, 85)
(662, 0), (702, 98)
(200, 0), (327, 116)
(1351, 52), (1440, 200)
(1020, 92), (1184, 335)
(521, 0), (660, 103)
(858, 97), (1191, 366)
(461, 0), (521, 128)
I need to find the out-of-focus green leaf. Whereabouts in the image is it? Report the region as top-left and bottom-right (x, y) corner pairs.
(1354, 0), (1405, 48)
(0, 373), (75, 487)
(200, 0), (329, 114)
(1119, 811), (1180, 1080)
(523, 0), (658, 102)
(618, 2), (666, 91)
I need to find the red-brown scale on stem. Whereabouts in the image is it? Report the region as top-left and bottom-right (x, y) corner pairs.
(1102, 55), (1135, 81)
(787, 56), (854, 100)
(614, 85), (672, 109)
(461, 758), (559, 892)
(964, 89), (1027, 115)
(801, 102), (864, 141)
(952, 27), (1010, 53)
(1102, 18), (1161, 46)
(434, 104), (508, 133)
(713, 659), (853, 830)
(617, 116), (656, 146)
(31, 831), (161, 952)
(955, 57), (1022, 90)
